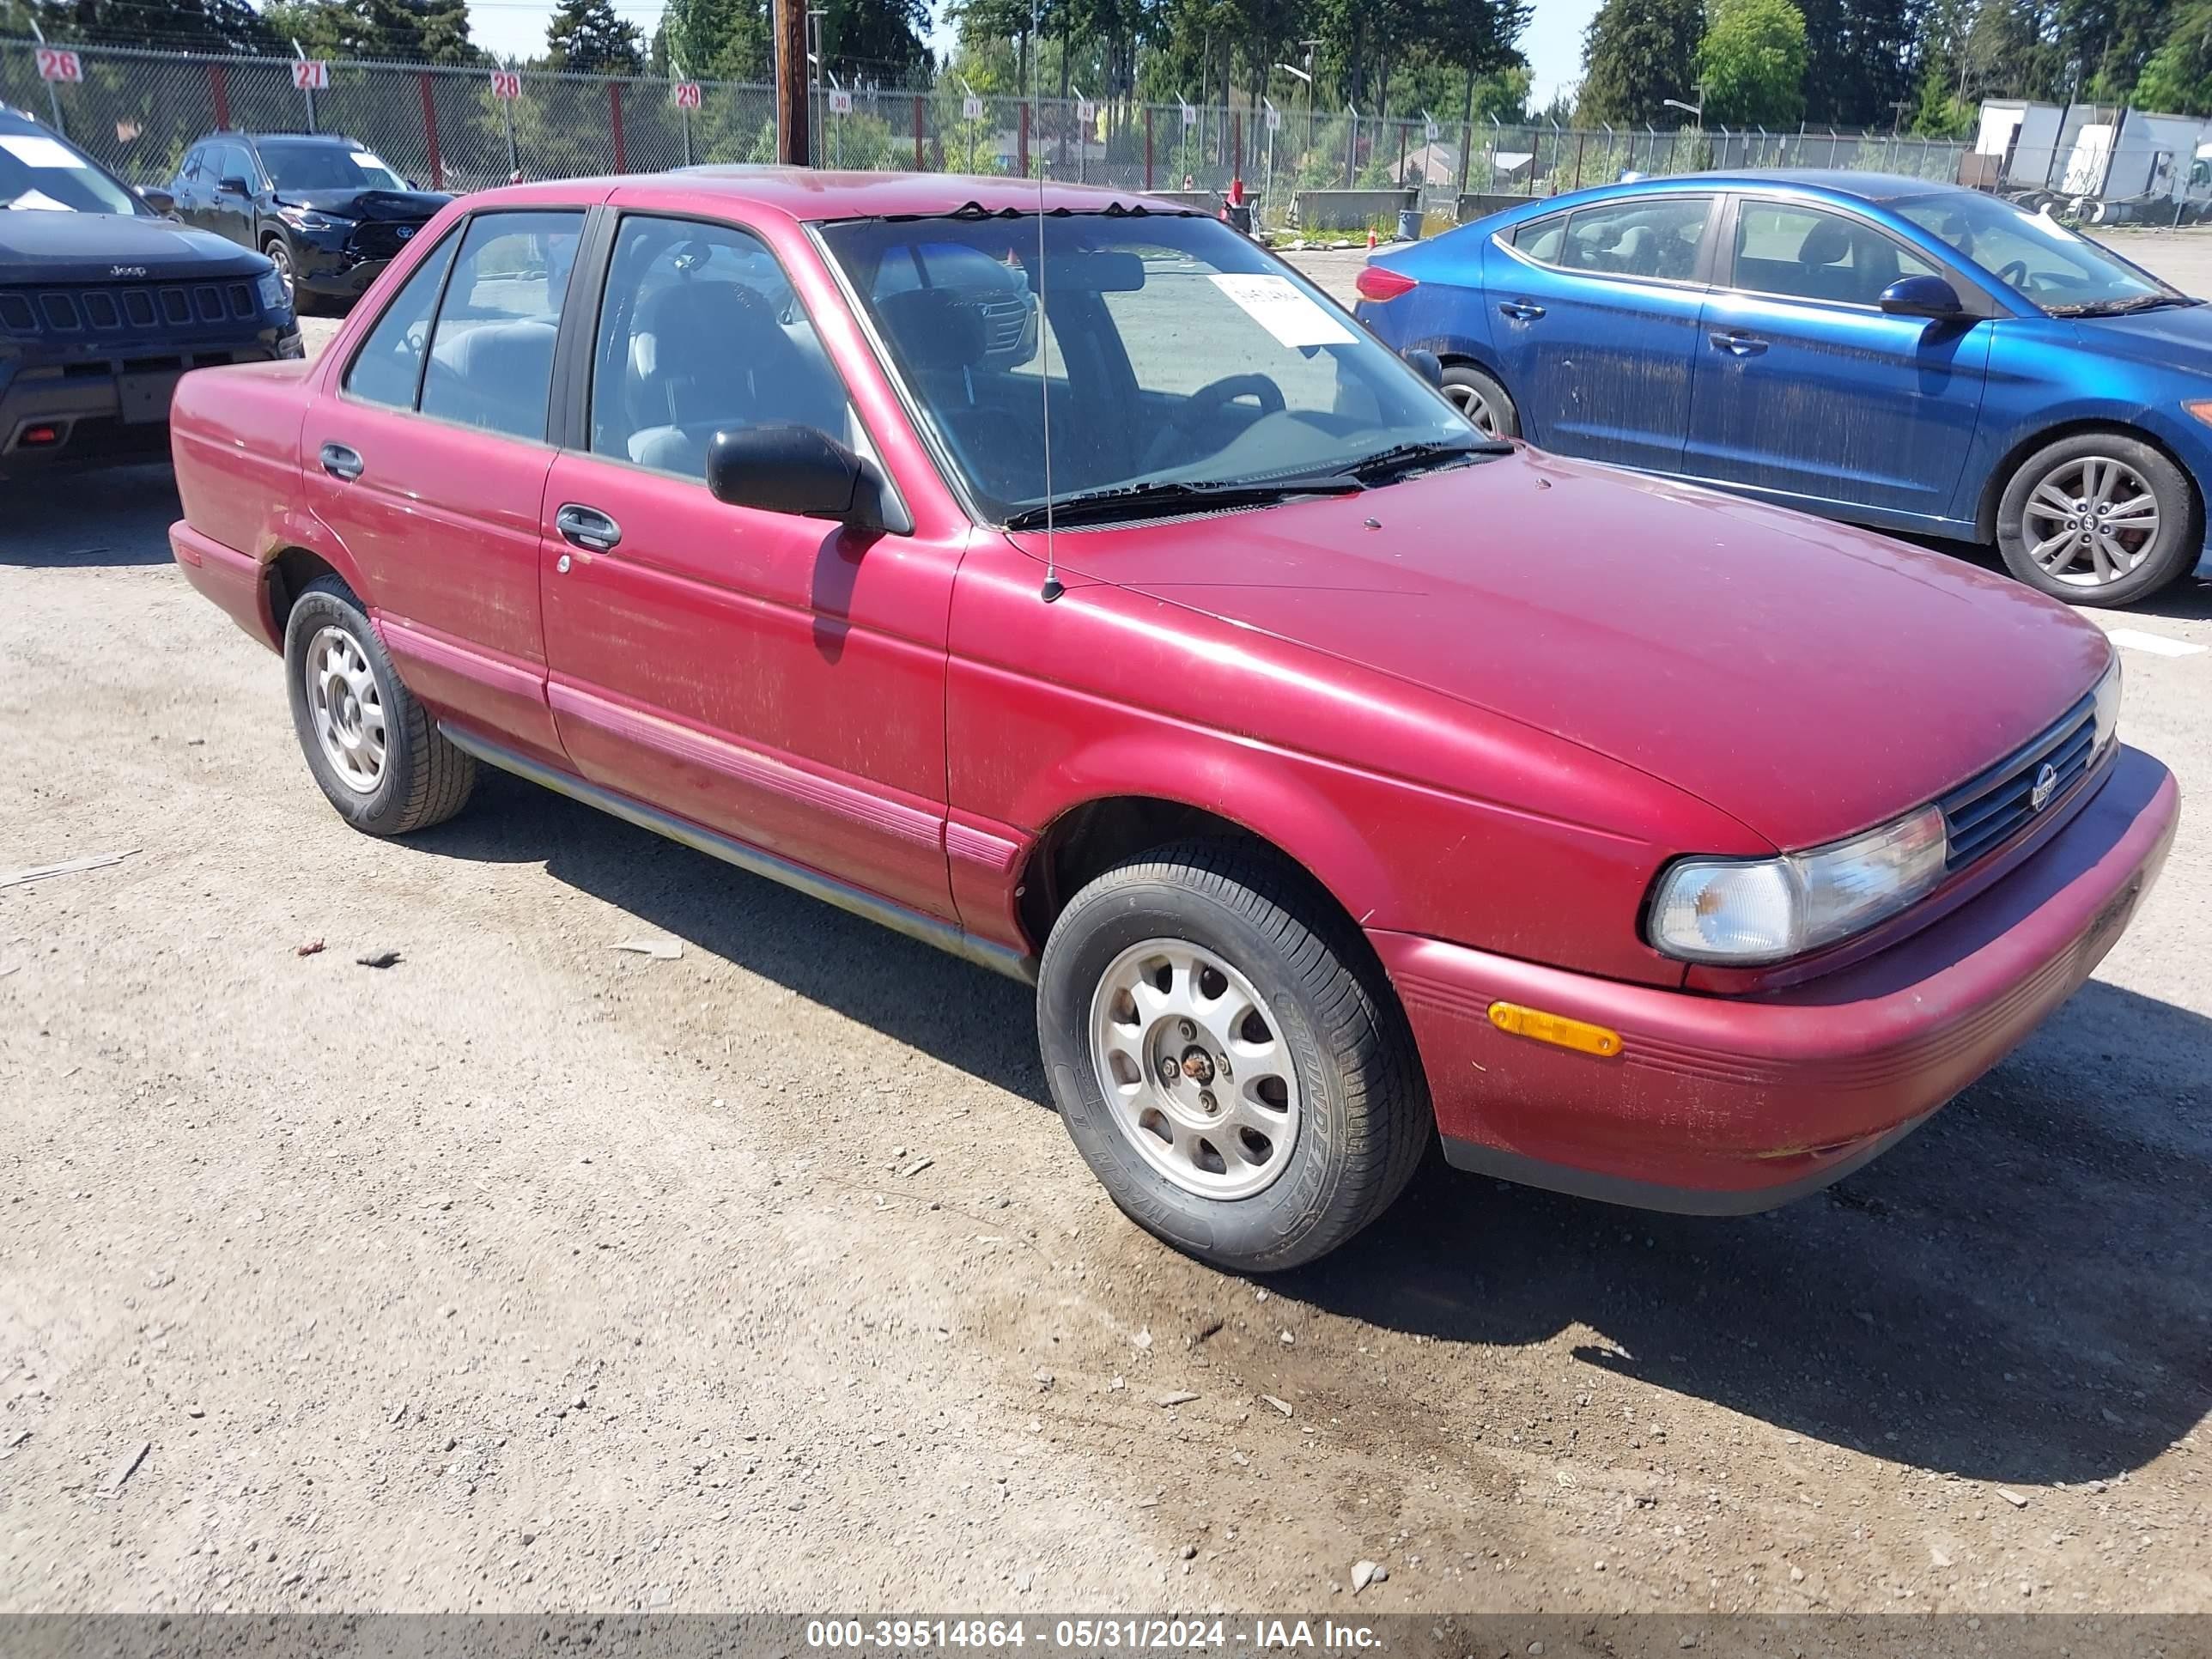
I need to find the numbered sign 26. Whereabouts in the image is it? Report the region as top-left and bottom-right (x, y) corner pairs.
(672, 80), (702, 109)
(489, 70), (523, 100)
(293, 59), (330, 91)
(35, 47), (84, 83)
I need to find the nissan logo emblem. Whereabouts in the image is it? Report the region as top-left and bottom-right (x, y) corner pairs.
(2030, 762), (2059, 811)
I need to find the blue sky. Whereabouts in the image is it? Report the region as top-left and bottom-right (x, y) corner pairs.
(464, 0), (1595, 107)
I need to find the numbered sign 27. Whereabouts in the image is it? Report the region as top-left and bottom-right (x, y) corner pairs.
(489, 70), (523, 100)
(35, 47), (84, 83)
(293, 59), (330, 91)
(672, 80), (702, 109)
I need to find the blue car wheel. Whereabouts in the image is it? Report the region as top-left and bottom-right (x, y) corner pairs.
(1996, 432), (2199, 606)
(1440, 365), (1519, 439)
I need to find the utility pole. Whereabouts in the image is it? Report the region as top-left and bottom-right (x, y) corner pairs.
(775, 0), (809, 166)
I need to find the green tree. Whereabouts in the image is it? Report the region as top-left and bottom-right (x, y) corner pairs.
(1698, 0), (1808, 125)
(35, 0), (278, 51)
(822, 0), (933, 82)
(2136, 0), (2212, 110)
(544, 0), (646, 73)
(1795, 0), (1915, 126)
(660, 0), (770, 79)
(1576, 0), (1701, 124)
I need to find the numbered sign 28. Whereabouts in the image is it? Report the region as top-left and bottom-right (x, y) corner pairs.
(35, 47), (84, 83)
(829, 88), (853, 115)
(962, 94), (985, 121)
(672, 80), (702, 109)
(489, 70), (523, 100)
(293, 59), (330, 91)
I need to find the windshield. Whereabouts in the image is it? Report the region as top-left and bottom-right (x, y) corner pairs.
(0, 127), (142, 215)
(1893, 191), (2185, 313)
(820, 212), (1478, 525)
(261, 140), (407, 194)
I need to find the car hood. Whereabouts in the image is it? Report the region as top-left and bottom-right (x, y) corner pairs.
(1028, 449), (2112, 850)
(0, 210), (268, 280)
(271, 187), (449, 222)
(2062, 300), (2212, 361)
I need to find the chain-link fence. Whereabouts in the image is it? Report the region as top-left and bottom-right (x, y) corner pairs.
(3, 37), (1972, 229)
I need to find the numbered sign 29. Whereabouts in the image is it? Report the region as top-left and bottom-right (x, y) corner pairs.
(962, 94), (985, 122)
(672, 80), (702, 109)
(293, 59), (330, 91)
(35, 47), (84, 83)
(829, 88), (853, 115)
(489, 70), (523, 100)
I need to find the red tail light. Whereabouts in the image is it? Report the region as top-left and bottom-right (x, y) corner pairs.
(1355, 265), (1419, 302)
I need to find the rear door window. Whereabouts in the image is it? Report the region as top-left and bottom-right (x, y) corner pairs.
(1547, 197), (1712, 281)
(416, 210), (586, 441)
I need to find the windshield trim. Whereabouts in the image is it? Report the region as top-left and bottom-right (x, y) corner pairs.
(811, 210), (1475, 533)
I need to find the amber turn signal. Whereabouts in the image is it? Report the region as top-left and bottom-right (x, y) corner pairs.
(1486, 1000), (1623, 1057)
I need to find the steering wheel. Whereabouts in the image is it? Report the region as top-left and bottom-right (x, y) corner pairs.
(1142, 374), (1286, 471)
(1996, 258), (2031, 289)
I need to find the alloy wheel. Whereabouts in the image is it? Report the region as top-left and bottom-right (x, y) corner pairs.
(304, 625), (386, 793)
(1443, 380), (1501, 434)
(266, 240), (295, 308)
(2021, 454), (2160, 589)
(1087, 938), (1302, 1200)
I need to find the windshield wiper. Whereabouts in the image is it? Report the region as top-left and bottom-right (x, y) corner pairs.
(1331, 436), (1508, 481)
(1003, 475), (1364, 531)
(2046, 293), (2198, 317)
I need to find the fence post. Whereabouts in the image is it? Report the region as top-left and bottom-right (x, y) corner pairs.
(913, 95), (924, 169)
(1018, 101), (1029, 175)
(1232, 108), (1241, 178)
(610, 82), (627, 173)
(210, 63), (231, 132)
(418, 72), (442, 188)
(1573, 128), (1585, 190)
(1145, 105), (1154, 191)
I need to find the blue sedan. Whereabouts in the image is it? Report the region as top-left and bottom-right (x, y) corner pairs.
(1355, 170), (2212, 605)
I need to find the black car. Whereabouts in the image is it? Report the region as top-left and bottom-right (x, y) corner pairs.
(0, 105), (301, 481)
(166, 131), (449, 310)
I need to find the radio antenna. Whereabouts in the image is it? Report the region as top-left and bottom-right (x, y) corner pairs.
(1032, 0), (1062, 601)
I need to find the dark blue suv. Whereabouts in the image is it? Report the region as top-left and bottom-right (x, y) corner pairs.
(1, 105), (301, 480)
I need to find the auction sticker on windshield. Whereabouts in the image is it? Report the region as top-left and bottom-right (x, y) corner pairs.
(1, 134), (84, 169)
(351, 152), (393, 172)
(1208, 273), (1357, 348)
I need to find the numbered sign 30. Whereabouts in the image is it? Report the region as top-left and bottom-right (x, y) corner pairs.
(962, 94), (985, 122)
(828, 88), (853, 115)
(672, 80), (702, 109)
(35, 47), (84, 83)
(489, 70), (523, 100)
(1266, 106), (1282, 132)
(293, 59), (330, 91)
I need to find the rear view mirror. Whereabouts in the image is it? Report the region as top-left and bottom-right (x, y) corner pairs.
(707, 424), (907, 534)
(1025, 250), (1145, 293)
(1879, 274), (1964, 318)
(1402, 347), (1443, 388)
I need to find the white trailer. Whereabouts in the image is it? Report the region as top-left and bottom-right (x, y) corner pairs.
(1973, 99), (2212, 222)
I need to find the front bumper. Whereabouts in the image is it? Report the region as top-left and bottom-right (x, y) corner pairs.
(1371, 744), (2179, 1212)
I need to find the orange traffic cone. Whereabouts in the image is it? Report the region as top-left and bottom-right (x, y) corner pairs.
(1366, 227), (1377, 250)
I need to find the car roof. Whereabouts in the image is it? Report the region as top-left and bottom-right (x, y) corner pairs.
(2, 104), (53, 135)
(193, 131), (369, 147)
(492, 168), (1201, 224)
(1523, 169), (1972, 214)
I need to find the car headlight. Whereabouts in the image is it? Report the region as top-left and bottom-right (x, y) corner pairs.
(255, 270), (289, 313)
(276, 206), (351, 232)
(2092, 652), (2121, 753)
(1648, 805), (1948, 964)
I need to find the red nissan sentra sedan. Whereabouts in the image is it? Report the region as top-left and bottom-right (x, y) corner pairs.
(167, 172), (2179, 1272)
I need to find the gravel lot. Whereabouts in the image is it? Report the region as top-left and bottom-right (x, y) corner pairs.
(2, 239), (2209, 1617)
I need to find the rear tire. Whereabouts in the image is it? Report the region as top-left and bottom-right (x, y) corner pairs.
(1996, 431), (2200, 606)
(1036, 839), (1431, 1273)
(283, 574), (477, 836)
(1440, 364), (1520, 438)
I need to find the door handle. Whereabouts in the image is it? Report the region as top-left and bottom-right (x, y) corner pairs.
(1498, 300), (1546, 322)
(319, 441), (364, 482)
(555, 503), (622, 552)
(1709, 331), (1768, 357)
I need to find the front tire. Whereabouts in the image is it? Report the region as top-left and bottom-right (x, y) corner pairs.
(1036, 840), (1430, 1273)
(262, 234), (313, 316)
(1440, 364), (1520, 438)
(1996, 431), (2200, 605)
(283, 574), (477, 836)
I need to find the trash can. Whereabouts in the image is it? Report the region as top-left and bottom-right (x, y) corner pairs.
(1396, 208), (1424, 241)
(1226, 202), (1254, 234)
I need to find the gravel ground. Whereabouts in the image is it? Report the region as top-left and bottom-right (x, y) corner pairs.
(2, 245), (2209, 1617)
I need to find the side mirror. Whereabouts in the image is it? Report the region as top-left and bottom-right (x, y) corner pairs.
(218, 175), (252, 197)
(1879, 274), (1964, 319)
(707, 423), (904, 533)
(1403, 347), (1444, 389)
(137, 185), (175, 216)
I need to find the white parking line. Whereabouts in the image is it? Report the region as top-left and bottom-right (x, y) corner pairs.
(2105, 628), (2207, 658)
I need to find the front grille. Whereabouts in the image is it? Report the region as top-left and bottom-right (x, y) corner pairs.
(348, 222), (420, 261)
(975, 294), (1030, 354)
(1939, 693), (2100, 870)
(0, 280), (258, 341)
